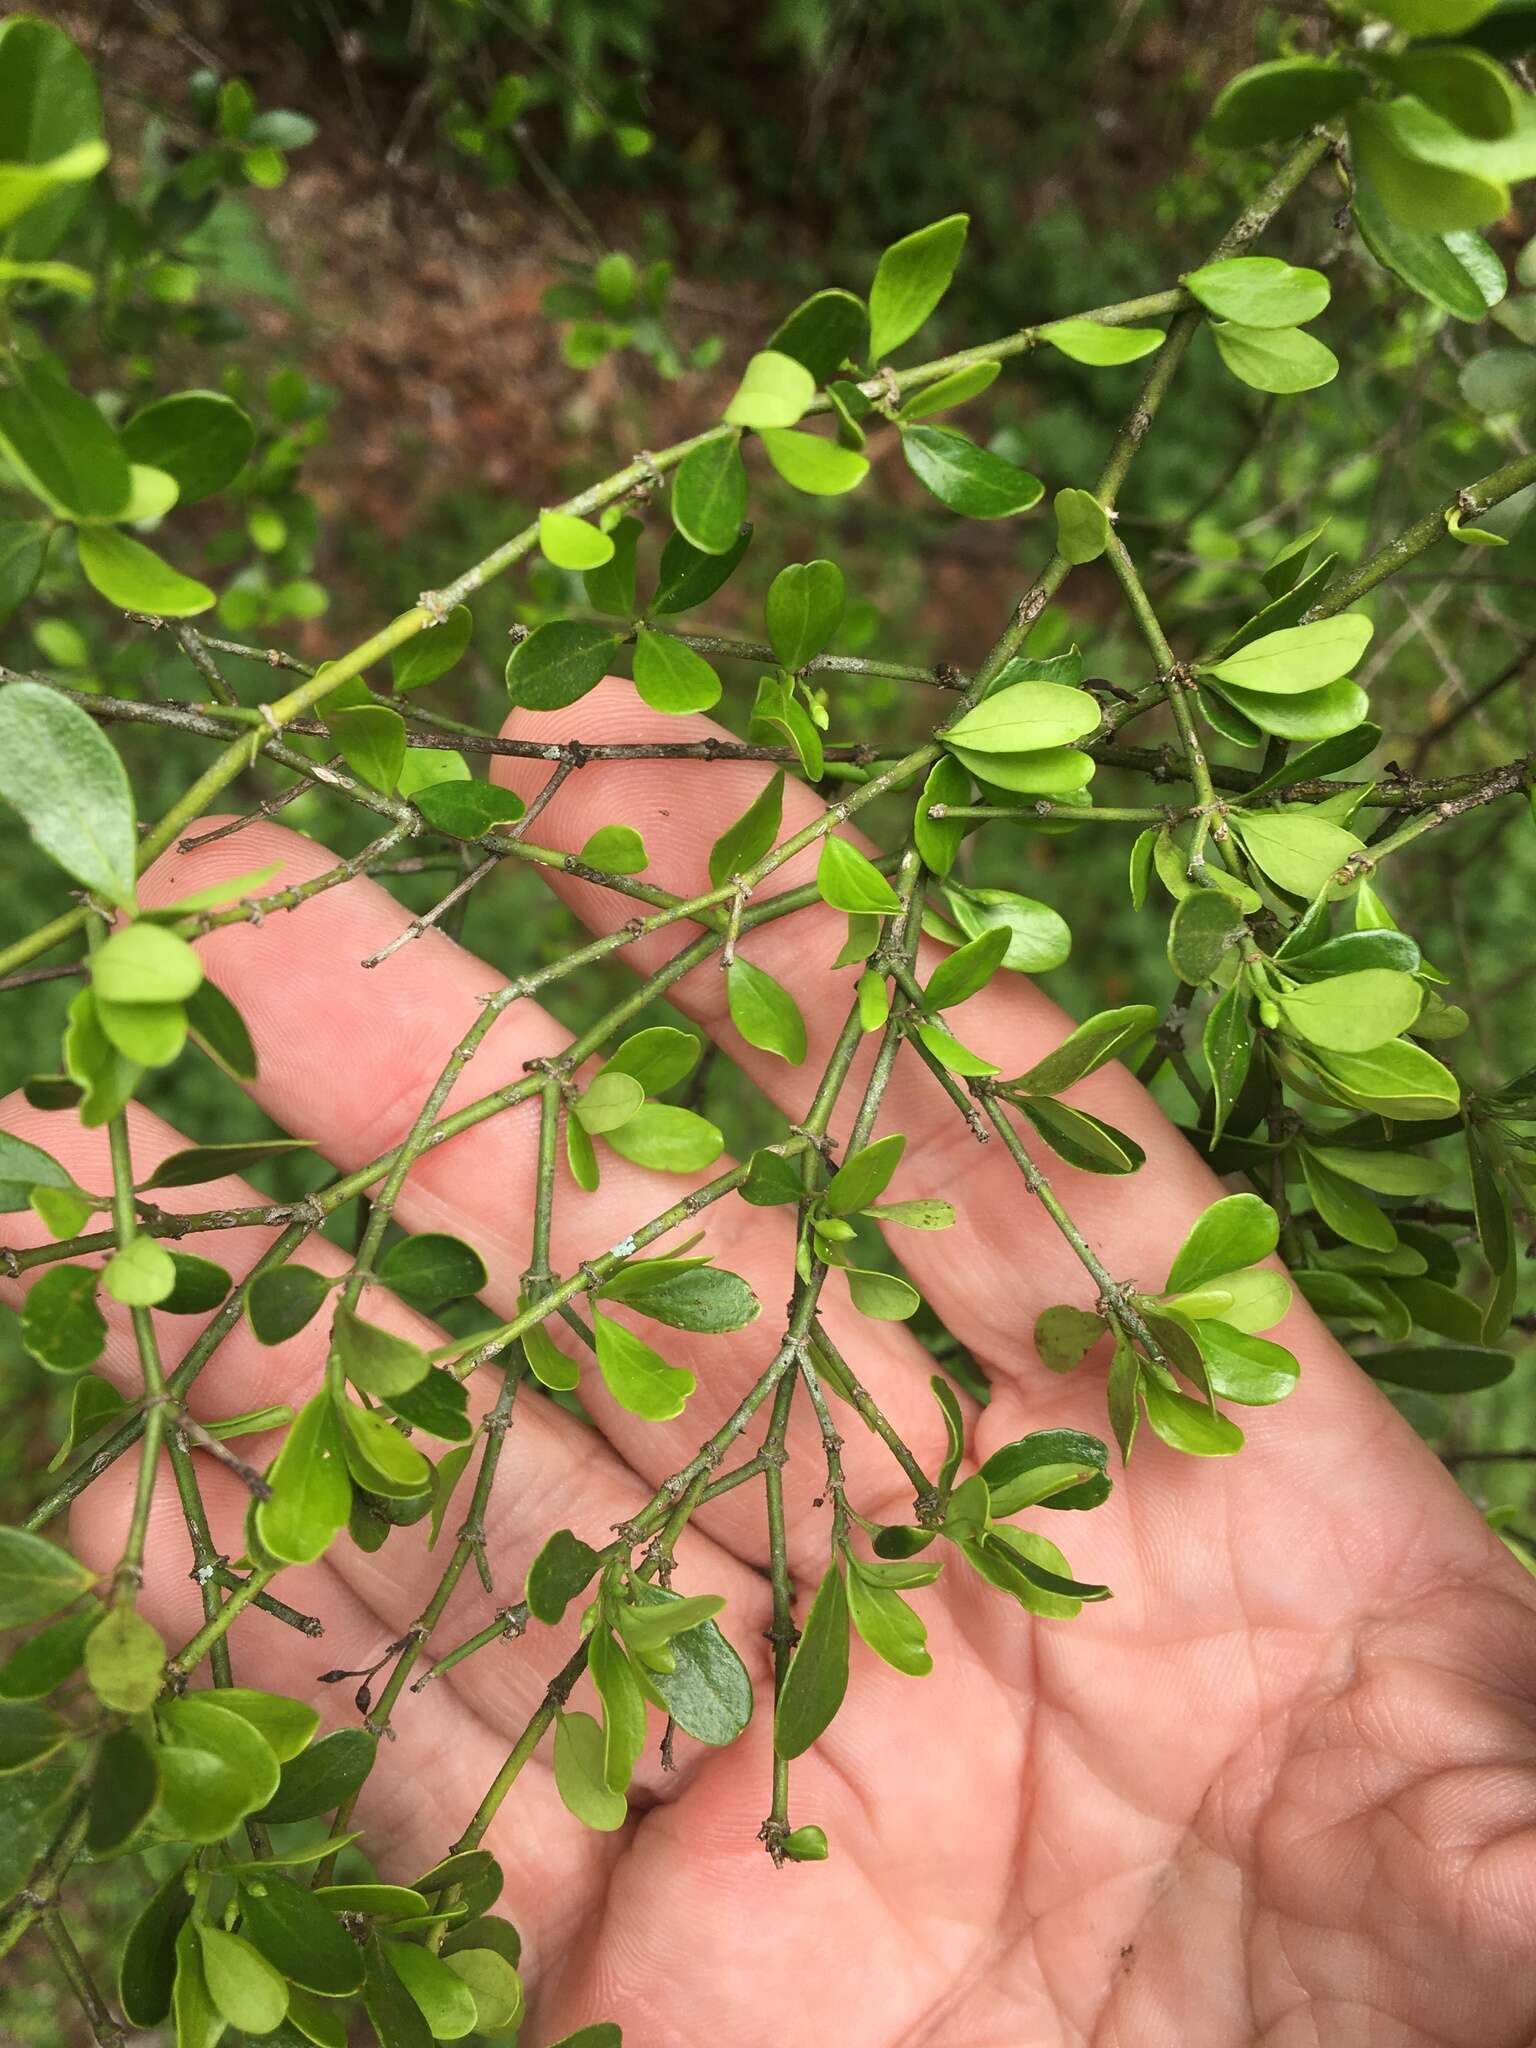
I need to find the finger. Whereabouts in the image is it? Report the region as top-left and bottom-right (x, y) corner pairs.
(0, 1089), (769, 1766)
(123, 819), (947, 1557)
(67, 1451), (625, 1952)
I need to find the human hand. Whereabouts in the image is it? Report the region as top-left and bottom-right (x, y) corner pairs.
(9, 683), (1535, 2047)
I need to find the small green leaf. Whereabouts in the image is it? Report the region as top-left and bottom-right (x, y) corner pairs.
(92, 922), (203, 1004)
(670, 438), (749, 555)
(603, 1102), (723, 1173)
(765, 559), (844, 670)
(338, 1397), (431, 1499)
(1349, 97), (1507, 236)
(1054, 486), (1111, 563)
(553, 1709), (628, 1831)
(764, 288), (866, 382)
(901, 424), (1042, 518)
(1204, 982), (1253, 1146)
(539, 509), (615, 570)
(254, 1728), (376, 1824)
(924, 925), (1010, 1010)
(385, 1366), (471, 1441)
(1211, 321), (1339, 393)
(248, 1264), (331, 1346)
(632, 626), (720, 714)
(526, 1529), (602, 1626)
(1230, 810), (1363, 897)
(85, 1605), (164, 1714)
(575, 1071), (646, 1135)
(709, 771), (783, 888)
(0, 355), (129, 519)
(726, 955), (807, 1063)
(254, 1390), (351, 1566)
(774, 1563), (850, 1758)
(186, 979), (257, 1082)
(385, 1939), (479, 2041)
(579, 824), (648, 872)
(845, 1266), (921, 1320)
(1185, 256), (1330, 328)
(817, 836), (901, 914)
(1205, 57), (1365, 147)
(722, 350), (816, 430)
(1167, 1194), (1278, 1294)
(119, 1862), (193, 2029)
(155, 1693), (281, 1840)
(1168, 888), (1244, 983)
(914, 754), (968, 876)
(868, 214), (968, 359)
(846, 1561), (931, 1676)
(326, 703), (406, 795)
(943, 680), (1099, 752)
(826, 1132), (905, 1215)
(505, 620), (619, 711)
(1140, 1375), (1244, 1457)
(1360, 1344), (1512, 1393)
(330, 1303), (431, 1398)
(413, 778), (525, 840)
(76, 527), (214, 618)
(1277, 968), (1422, 1052)
(942, 882), (1072, 973)
(198, 1916), (288, 2031)
(120, 391), (254, 504)
(1020, 1097), (1143, 1175)
(757, 428), (869, 495)
(1032, 1306), (1109, 1374)
(896, 359), (1001, 421)
(20, 1264), (105, 1374)
(1007, 1005), (1157, 1096)
(239, 1874), (364, 1999)
(592, 1310), (695, 1420)
(1312, 1039), (1461, 1120)
(1040, 319), (1165, 365)
(87, 1724), (158, 1854)
(1200, 615), (1372, 695)
(651, 519), (751, 613)
(103, 1235), (177, 1306)
(0, 682), (137, 903)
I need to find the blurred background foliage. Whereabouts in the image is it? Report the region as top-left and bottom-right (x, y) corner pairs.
(2, 2), (1535, 2025)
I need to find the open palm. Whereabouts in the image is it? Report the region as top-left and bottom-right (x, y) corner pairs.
(8, 683), (1536, 2048)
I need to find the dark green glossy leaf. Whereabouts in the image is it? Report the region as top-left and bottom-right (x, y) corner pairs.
(139, 1138), (312, 1190)
(239, 1873), (364, 1998)
(526, 1529), (602, 1626)
(378, 1232), (487, 1312)
(649, 521), (751, 615)
(87, 1724), (158, 1854)
(1359, 1344), (1513, 1392)
(254, 1727), (376, 1824)
(186, 978), (257, 1082)
(505, 621), (619, 711)
(121, 391), (253, 503)
(768, 288), (868, 380)
(901, 424), (1043, 518)
(118, 1858), (193, 2027)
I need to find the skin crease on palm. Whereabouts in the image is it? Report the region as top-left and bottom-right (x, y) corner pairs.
(5, 681), (1536, 2048)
